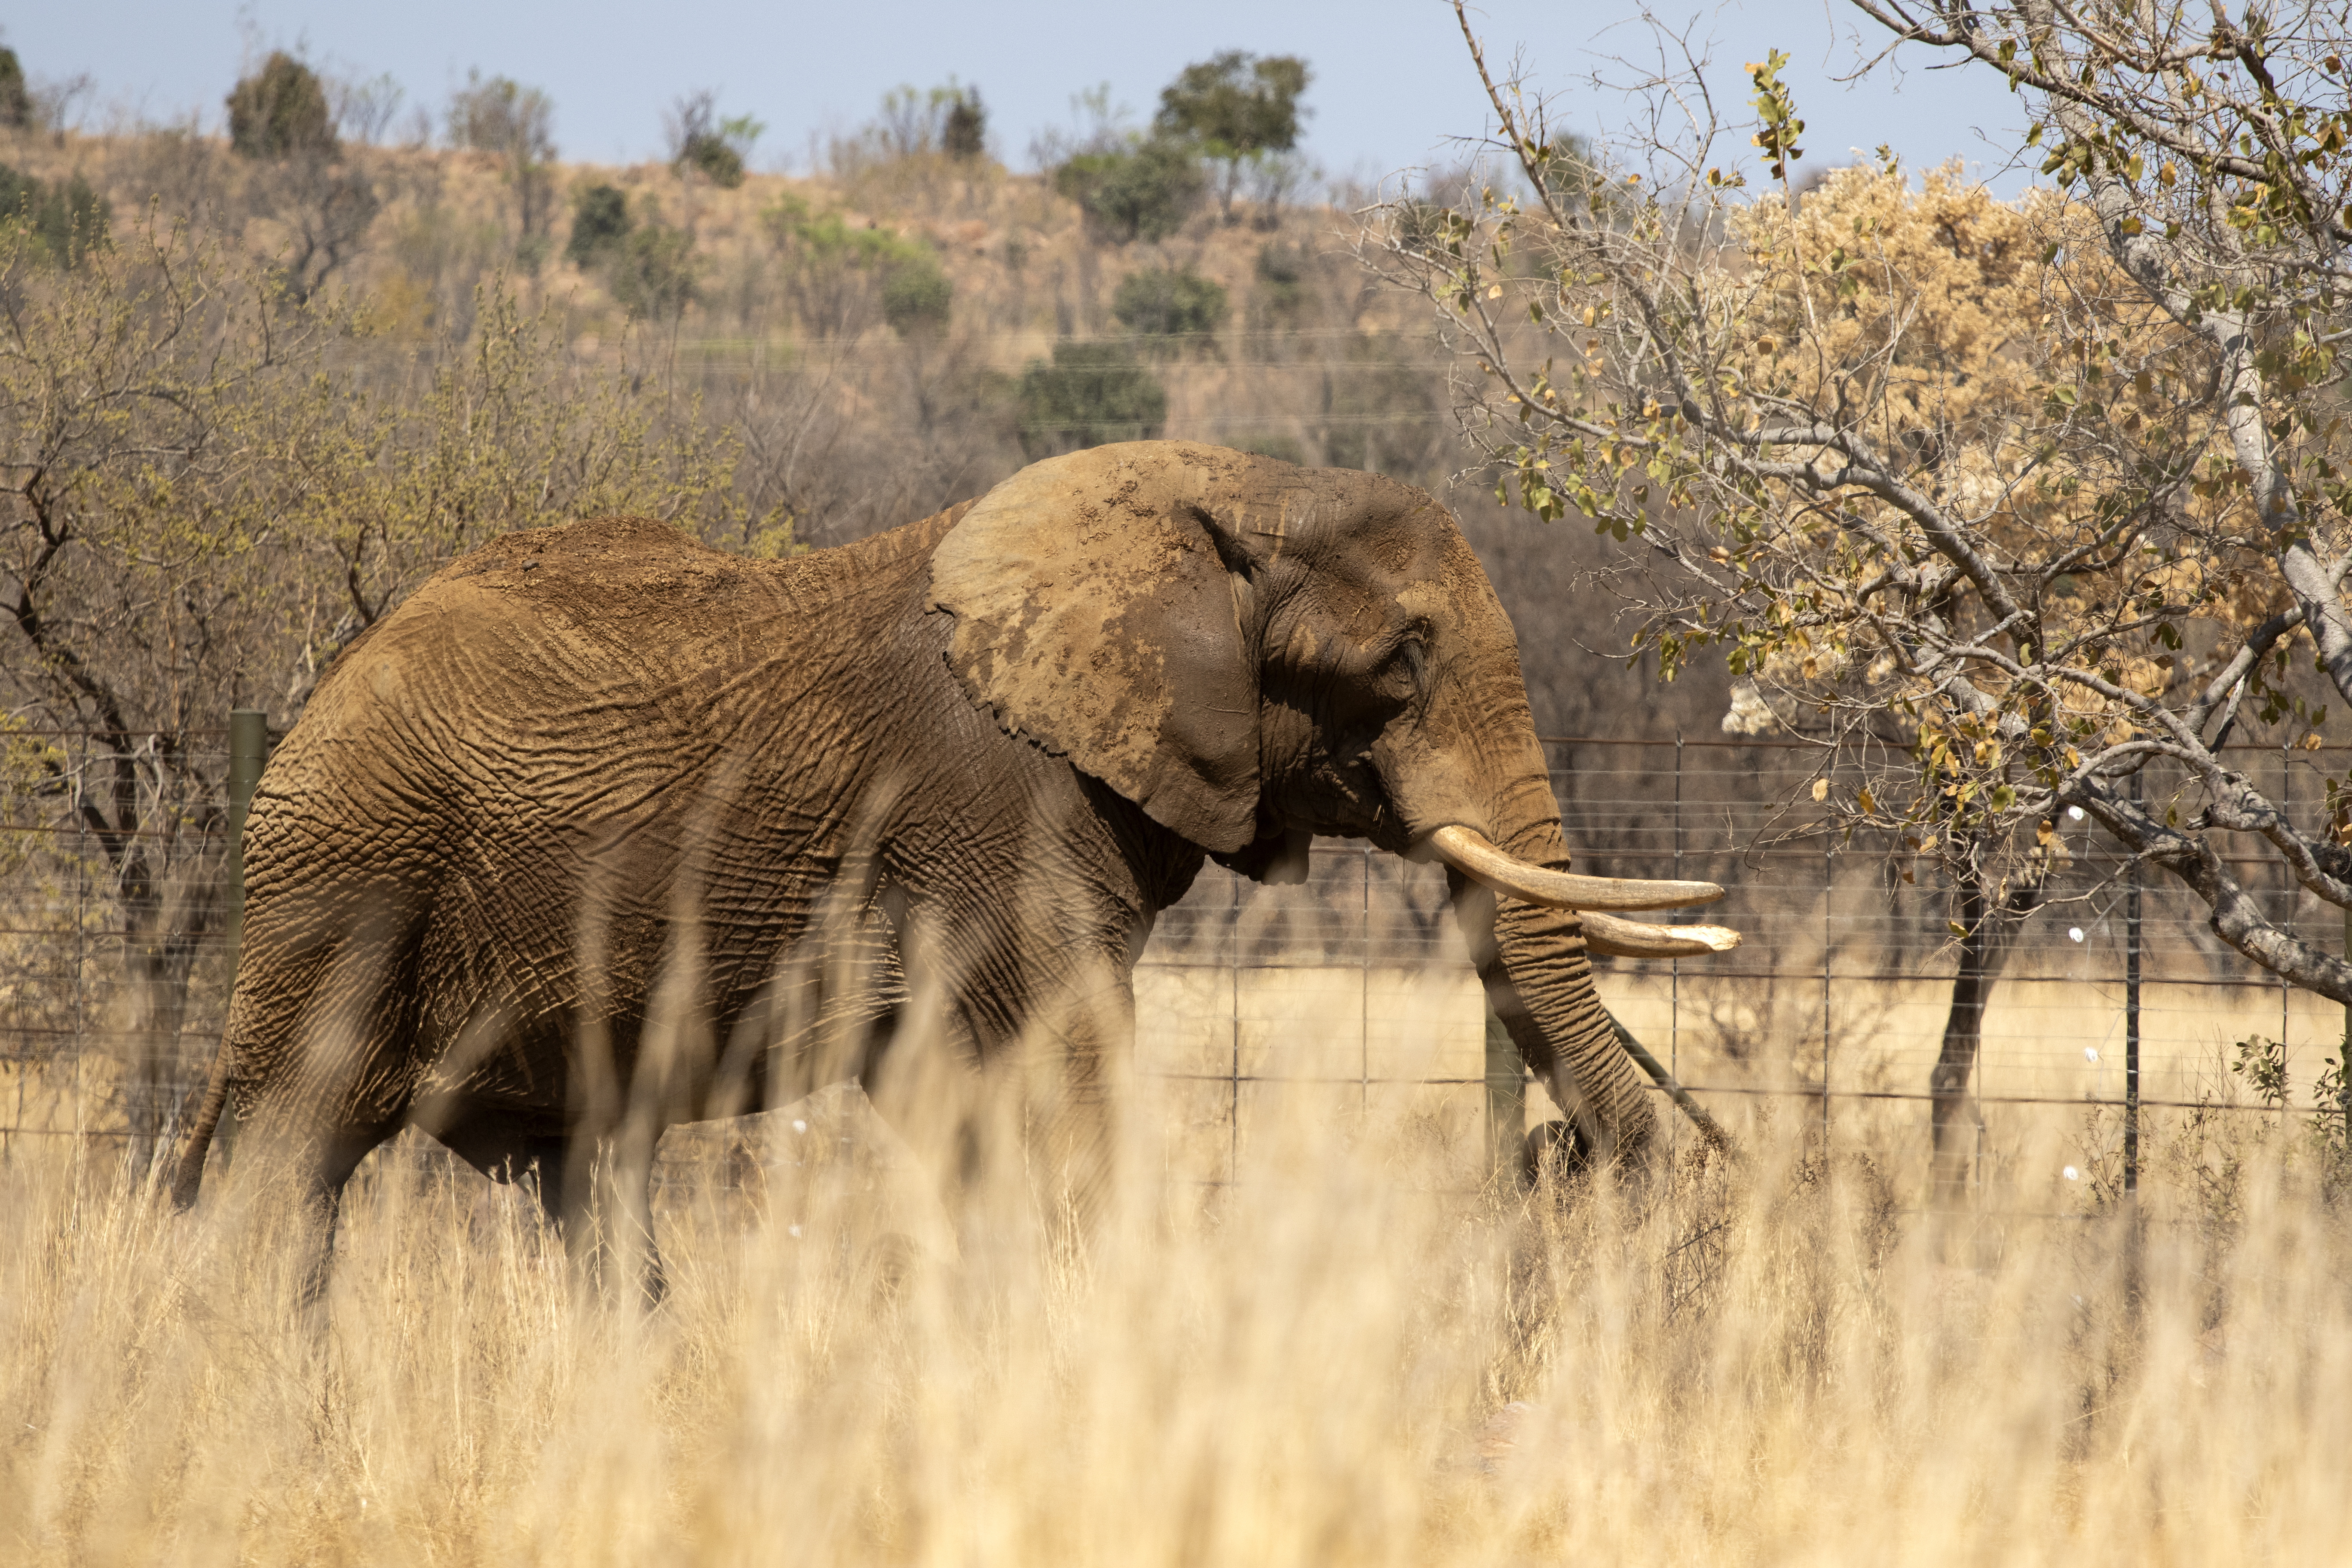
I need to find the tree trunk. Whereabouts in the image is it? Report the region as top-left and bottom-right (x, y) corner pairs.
(1929, 868), (2042, 1208)
(120, 879), (218, 1175)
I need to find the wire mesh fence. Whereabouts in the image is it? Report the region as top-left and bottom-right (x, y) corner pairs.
(3, 723), (2344, 1203)
(0, 725), (237, 1164)
(1139, 735), (2352, 1195)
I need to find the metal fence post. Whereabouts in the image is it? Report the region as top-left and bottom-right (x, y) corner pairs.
(2282, 745), (2292, 1051)
(1360, 847), (1370, 1115)
(1671, 733), (1682, 1126)
(1822, 831), (1833, 1142)
(2125, 767), (2142, 1197)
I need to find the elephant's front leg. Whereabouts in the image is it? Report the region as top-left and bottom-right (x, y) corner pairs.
(870, 892), (1141, 1242)
(561, 1133), (664, 1305)
(1006, 962), (1136, 1239)
(558, 1012), (671, 1307)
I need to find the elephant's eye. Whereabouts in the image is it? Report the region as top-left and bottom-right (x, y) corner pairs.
(1399, 638), (1430, 695)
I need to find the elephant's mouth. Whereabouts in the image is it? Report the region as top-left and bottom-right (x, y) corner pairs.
(1421, 824), (1743, 959)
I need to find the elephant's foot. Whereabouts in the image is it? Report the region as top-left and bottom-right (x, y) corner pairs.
(1520, 1118), (1663, 1217)
(1521, 1118), (1596, 1191)
(563, 1216), (668, 1309)
(864, 1230), (921, 1307)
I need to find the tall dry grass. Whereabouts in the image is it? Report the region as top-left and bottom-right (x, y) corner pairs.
(3, 1069), (2347, 1565)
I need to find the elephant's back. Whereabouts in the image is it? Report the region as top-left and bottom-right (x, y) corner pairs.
(288, 519), (751, 787)
(241, 507), (962, 944)
(423, 514), (768, 641)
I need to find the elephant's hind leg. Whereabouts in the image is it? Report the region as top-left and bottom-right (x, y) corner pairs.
(228, 894), (429, 1317)
(425, 1090), (665, 1305)
(545, 1131), (665, 1307)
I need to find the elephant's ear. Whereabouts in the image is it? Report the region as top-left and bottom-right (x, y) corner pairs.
(928, 443), (1288, 855)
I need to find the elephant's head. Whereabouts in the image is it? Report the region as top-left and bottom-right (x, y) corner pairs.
(928, 441), (1734, 1159)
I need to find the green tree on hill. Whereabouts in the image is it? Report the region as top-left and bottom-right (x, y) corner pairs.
(765, 196), (952, 338)
(609, 223), (698, 322)
(448, 70), (557, 261)
(565, 182), (632, 270)
(1155, 51), (1310, 221)
(0, 165), (108, 267)
(1017, 341), (1166, 458)
(0, 48), (30, 131)
(942, 86), (986, 160)
(881, 252), (952, 336)
(669, 90), (762, 190)
(1253, 242), (1307, 320)
(1112, 266), (1227, 349)
(227, 52), (337, 160)
(1054, 137), (1204, 244)
(557, 185), (694, 322)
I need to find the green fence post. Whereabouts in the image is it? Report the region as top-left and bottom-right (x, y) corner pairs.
(1485, 1006), (1524, 1189)
(226, 710), (269, 963)
(218, 710), (268, 1161)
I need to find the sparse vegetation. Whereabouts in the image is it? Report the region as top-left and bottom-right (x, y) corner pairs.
(0, 164), (107, 266)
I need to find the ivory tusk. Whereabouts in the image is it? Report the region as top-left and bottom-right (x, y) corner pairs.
(1427, 824), (1724, 912)
(1578, 911), (1742, 959)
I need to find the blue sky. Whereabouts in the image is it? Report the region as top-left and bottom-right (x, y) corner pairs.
(12, 0), (2032, 190)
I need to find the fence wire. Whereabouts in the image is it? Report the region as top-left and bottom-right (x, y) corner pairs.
(3, 729), (2343, 1200)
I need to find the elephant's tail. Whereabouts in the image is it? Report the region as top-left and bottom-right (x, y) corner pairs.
(168, 1035), (237, 1210)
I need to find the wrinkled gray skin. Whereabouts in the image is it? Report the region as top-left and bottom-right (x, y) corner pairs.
(170, 442), (1653, 1291)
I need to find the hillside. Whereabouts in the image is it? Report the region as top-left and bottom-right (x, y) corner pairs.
(0, 121), (1730, 742)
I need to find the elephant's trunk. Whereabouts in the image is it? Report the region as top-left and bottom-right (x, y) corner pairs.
(1455, 834), (1661, 1163)
(1417, 671), (1673, 1162)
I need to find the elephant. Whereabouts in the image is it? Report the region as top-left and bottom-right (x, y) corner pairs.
(168, 440), (1736, 1293)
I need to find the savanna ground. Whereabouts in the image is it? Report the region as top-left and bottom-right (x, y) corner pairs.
(4, 1057), (2346, 1565)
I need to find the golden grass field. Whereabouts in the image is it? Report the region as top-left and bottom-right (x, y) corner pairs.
(5, 1001), (2348, 1566)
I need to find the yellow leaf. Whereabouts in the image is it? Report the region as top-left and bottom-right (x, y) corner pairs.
(1858, 786), (1876, 812)
(2037, 820), (2055, 846)
(1811, 778), (1829, 802)
(1486, 284), (1504, 300)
